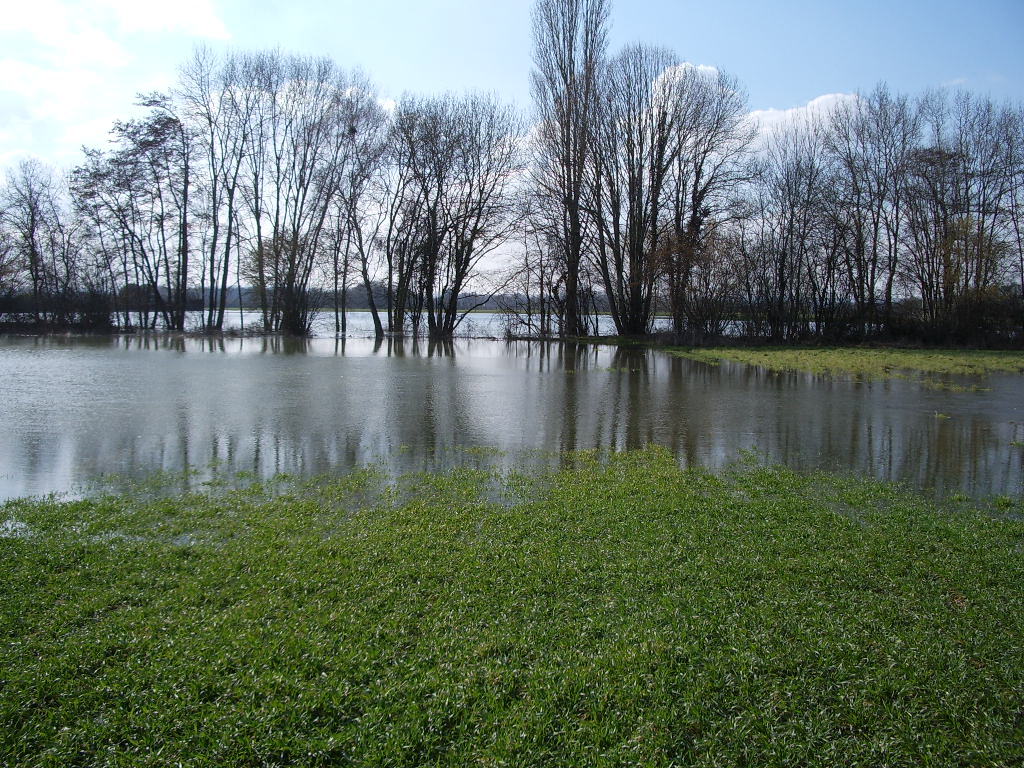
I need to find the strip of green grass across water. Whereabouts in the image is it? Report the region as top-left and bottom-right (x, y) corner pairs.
(672, 346), (1024, 389)
(2, 449), (1022, 766)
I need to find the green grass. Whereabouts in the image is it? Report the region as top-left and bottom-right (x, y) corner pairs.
(672, 346), (1024, 387)
(2, 450), (1023, 766)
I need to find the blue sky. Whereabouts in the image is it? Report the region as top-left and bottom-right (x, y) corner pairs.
(2, 0), (1022, 169)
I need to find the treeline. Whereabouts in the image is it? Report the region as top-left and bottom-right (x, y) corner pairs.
(517, 0), (1024, 343)
(0, 51), (522, 337)
(1, 0), (1022, 342)
(517, 80), (1024, 344)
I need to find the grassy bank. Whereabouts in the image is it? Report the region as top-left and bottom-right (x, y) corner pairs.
(672, 346), (1024, 378)
(2, 450), (1022, 766)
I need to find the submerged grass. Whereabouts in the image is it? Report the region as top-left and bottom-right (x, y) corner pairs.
(673, 346), (1024, 387)
(2, 449), (1023, 766)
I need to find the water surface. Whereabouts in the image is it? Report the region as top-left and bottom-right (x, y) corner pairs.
(1, 334), (1021, 499)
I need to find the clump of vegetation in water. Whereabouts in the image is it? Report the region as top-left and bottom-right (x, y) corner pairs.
(673, 346), (1024, 386)
(2, 449), (1022, 766)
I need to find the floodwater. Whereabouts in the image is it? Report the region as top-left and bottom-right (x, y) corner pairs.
(190, 308), (671, 337)
(1, 332), (1022, 500)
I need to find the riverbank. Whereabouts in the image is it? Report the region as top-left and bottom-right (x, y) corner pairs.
(2, 448), (1021, 766)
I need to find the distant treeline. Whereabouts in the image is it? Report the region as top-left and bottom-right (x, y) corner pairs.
(0, 283), (510, 329)
(1, 0), (1022, 342)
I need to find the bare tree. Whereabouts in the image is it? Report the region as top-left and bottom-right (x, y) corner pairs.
(667, 219), (743, 340)
(503, 196), (568, 338)
(71, 95), (196, 331)
(238, 52), (365, 334)
(0, 227), (19, 303)
(393, 93), (524, 339)
(1, 159), (55, 322)
(588, 45), (683, 335)
(2, 160), (99, 326)
(530, 0), (610, 336)
(178, 47), (260, 330)
(1006, 105), (1024, 313)
(375, 145), (428, 334)
(824, 84), (918, 336)
(333, 80), (391, 337)
(663, 66), (754, 337)
(742, 118), (831, 340)
(899, 90), (1020, 338)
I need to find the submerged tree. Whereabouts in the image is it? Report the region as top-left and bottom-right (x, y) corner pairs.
(531, 0), (610, 336)
(177, 47), (259, 330)
(238, 53), (370, 334)
(71, 95), (196, 331)
(0, 158), (87, 325)
(333, 81), (392, 338)
(2, 15), (1020, 344)
(1, 159), (57, 322)
(393, 93), (524, 339)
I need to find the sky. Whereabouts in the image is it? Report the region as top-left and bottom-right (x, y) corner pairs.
(2, 0), (1022, 170)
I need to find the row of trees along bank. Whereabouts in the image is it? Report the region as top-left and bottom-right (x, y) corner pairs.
(1, 0), (1023, 342)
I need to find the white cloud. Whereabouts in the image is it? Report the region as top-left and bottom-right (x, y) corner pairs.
(679, 62), (719, 78)
(0, 59), (105, 114)
(0, 0), (229, 43)
(93, 0), (230, 39)
(747, 92), (858, 137)
(0, 2), (131, 69)
(0, 0), (230, 170)
(0, 116), (38, 170)
(653, 61), (720, 91)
